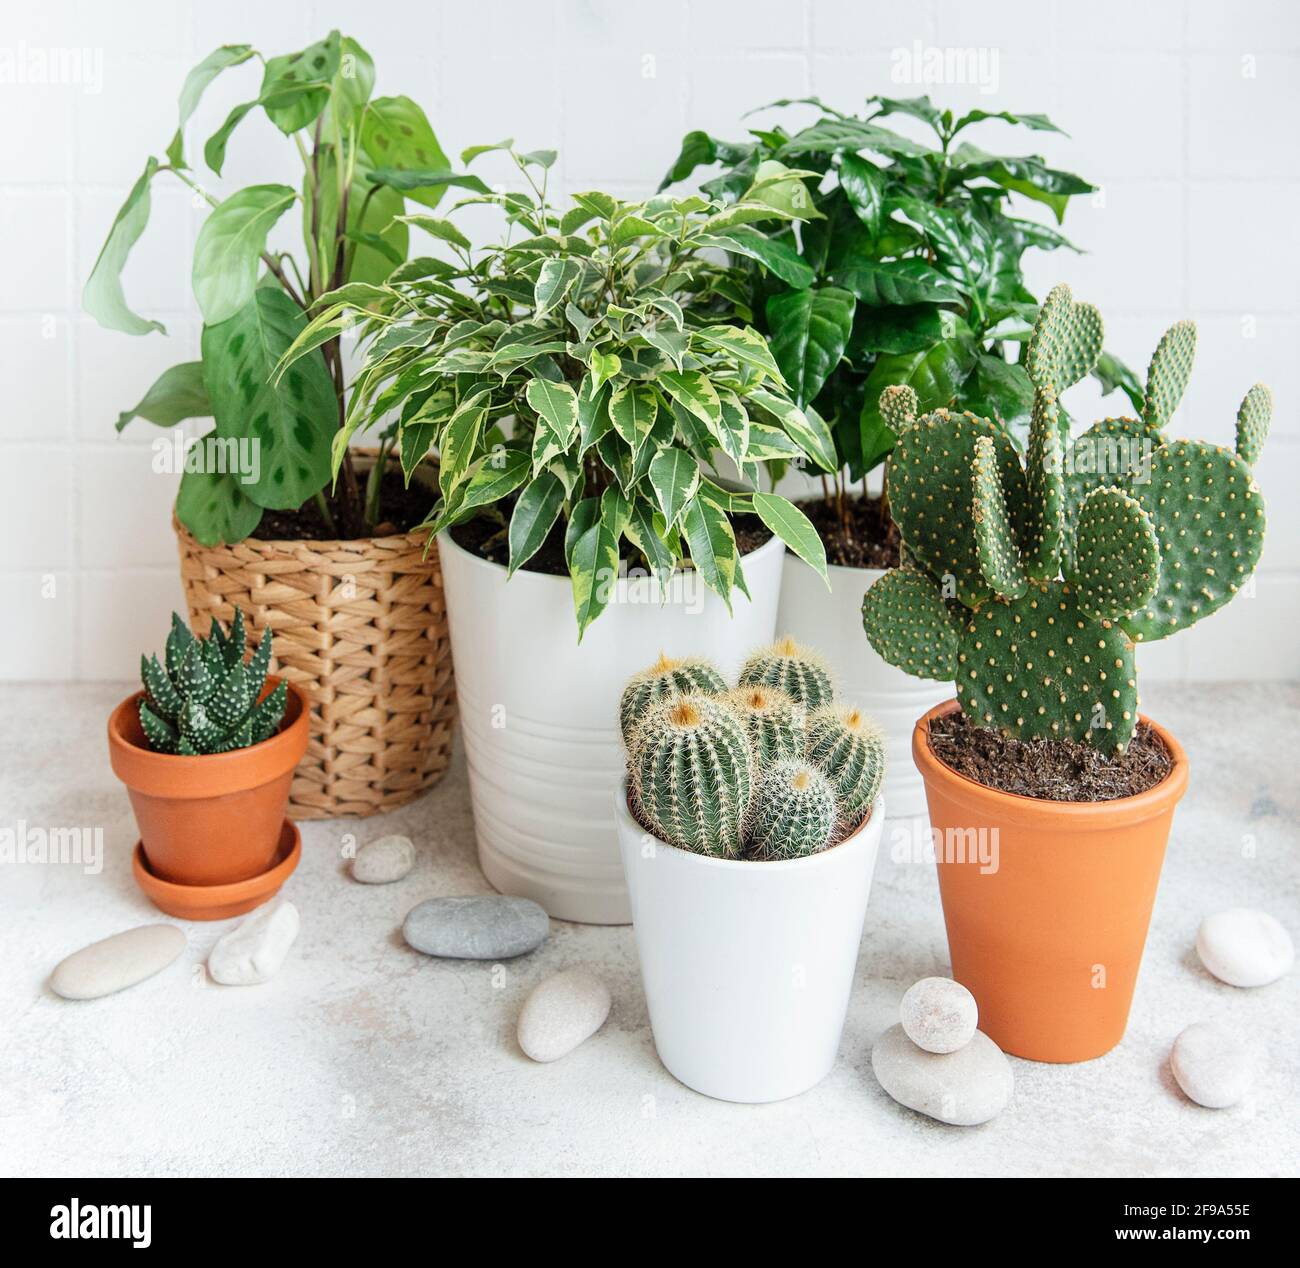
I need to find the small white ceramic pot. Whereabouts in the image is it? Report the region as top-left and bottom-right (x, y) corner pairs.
(616, 780), (883, 1103)
(777, 556), (949, 817)
(440, 530), (785, 925)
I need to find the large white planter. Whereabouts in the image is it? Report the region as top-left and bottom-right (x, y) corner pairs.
(439, 530), (785, 925)
(777, 556), (949, 818)
(617, 781), (883, 1103)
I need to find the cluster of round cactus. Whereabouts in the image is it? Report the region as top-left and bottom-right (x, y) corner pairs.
(620, 639), (886, 861)
(863, 282), (1271, 755)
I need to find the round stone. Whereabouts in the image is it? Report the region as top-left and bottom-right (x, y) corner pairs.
(1170, 1022), (1253, 1109)
(871, 1023), (1013, 1126)
(208, 900), (300, 986)
(517, 967), (611, 1062)
(403, 895), (549, 960)
(1196, 908), (1294, 988)
(352, 834), (415, 885)
(50, 924), (186, 1000)
(900, 976), (978, 1053)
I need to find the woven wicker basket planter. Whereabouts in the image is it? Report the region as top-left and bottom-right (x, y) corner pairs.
(172, 453), (456, 820)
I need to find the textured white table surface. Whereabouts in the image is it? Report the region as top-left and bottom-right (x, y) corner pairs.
(2, 682), (1297, 1178)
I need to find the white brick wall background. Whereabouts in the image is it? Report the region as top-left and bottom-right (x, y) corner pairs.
(0, 0), (1295, 681)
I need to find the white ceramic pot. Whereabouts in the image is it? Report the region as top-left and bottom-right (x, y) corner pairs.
(777, 556), (949, 818)
(617, 780), (883, 1102)
(439, 530), (785, 925)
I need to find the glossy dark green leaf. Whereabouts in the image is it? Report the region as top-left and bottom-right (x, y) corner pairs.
(765, 286), (855, 408)
(508, 472), (565, 576)
(697, 225), (814, 289)
(831, 257), (966, 306)
(176, 454), (264, 546)
(837, 152), (885, 235)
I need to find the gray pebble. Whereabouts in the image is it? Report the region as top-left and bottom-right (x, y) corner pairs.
(404, 895), (549, 960)
(51, 924), (186, 1000)
(900, 976), (978, 1054)
(518, 967), (611, 1062)
(352, 834), (415, 884)
(872, 1023), (1013, 1126)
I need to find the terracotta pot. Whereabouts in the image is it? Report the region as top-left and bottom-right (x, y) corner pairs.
(913, 700), (1188, 1063)
(108, 679), (310, 887)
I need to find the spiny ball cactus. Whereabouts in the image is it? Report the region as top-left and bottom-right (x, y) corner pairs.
(746, 761), (837, 861)
(738, 637), (834, 709)
(139, 610), (286, 755)
(618, 652), (726, 744)
(806, 704), (887, 828)
(728, 685), (805, 765)
(630, 692), (753, 858)
(863, 282), (1271, 755)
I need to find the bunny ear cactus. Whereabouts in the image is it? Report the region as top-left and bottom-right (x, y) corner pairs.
(863, 284), (1270, 754)
(140, 610), (285, 755)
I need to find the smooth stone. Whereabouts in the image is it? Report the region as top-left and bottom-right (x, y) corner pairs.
(50, 924), (185, 1000)
(1196, 908), (1294, 988)
(518, 967), (611, 1062)
(900, 976), (978, 1054)
(208, 900), (300, 986)
(352, 834), (415, 884)
(404, 895), (549, 960)
(872, 1023), (1013, 1126)
(1171, 1021), (1254, 1109)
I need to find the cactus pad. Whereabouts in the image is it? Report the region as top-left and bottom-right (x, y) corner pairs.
(955, 580), (1138, 752)
(887, 409), (1027, 607)
(879, 384), (919, 433)
(1121, 440), (1267, 643)
(1020, 387), (1066, 580)
(972, 435), (1027, 599)
(727, 685), (805, 765)
(1062, 415), (1162, 546)
(806, 704), (886, 829)
(738, 636), (834, 709)
(1141, 320), (1196, 429)
(1235, 383), (1272, 468)
(619, 652), (726, 745)
(1066, 487), (1161, 622)
(630, 692), (752, 858)
(1026, 283), (1103, 394)
(746, 761), (837, 860)
(861, 566), (961, 681)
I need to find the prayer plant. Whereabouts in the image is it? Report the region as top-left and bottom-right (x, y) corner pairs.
(84, 30), (484, 544)
(276, 144), (836, 637)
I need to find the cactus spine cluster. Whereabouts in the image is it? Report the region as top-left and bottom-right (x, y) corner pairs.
(863, 283), (1270, 754)
(738, 637), (834, 709)
(139, 610), (287, 755)
(623, 641), (885, 860)
(618, 653), (728, 745)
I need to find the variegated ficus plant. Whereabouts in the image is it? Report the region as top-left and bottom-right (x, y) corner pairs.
(862, 283), (1271, 754)
(275, 144), (836, 636)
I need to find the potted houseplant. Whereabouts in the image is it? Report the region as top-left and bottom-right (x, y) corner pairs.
(862, 283), (1272, 1062)
(107, 610), (311, 920)
(83, 30), (476, 818)
(290, 145), (835, 922)
(661, 95), (1139, 815)
(615, 640), (885, 1102)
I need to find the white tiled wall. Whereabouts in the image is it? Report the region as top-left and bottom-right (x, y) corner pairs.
(1, 0), (1296, 680)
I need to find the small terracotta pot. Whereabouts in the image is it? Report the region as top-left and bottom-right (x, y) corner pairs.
(913, 700), (1188, 1063)
(108, 680), (310, 887)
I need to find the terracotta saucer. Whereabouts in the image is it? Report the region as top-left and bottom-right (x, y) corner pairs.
(133, 820), (301, 921)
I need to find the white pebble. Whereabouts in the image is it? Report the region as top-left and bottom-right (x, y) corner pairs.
(352, 834), (415, 884)
(51, 924), (185, 1000)
(517, 967), (611, 1063)
(900, 977), (978, 1053)
(208, 900), (300, 986)
(1171, 1022), (1253, 1109)
(1196, 908), (1294, 988)
(871, 1024), (1013, 1126)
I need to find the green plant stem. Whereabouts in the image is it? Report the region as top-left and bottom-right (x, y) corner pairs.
(313, 489), (338, 535)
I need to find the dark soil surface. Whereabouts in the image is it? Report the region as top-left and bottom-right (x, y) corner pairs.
(927, 710), (1173, 802)
(794, 493), (900, 569)
(257, 468), (435, 541)
(452, 507), (773, 577)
